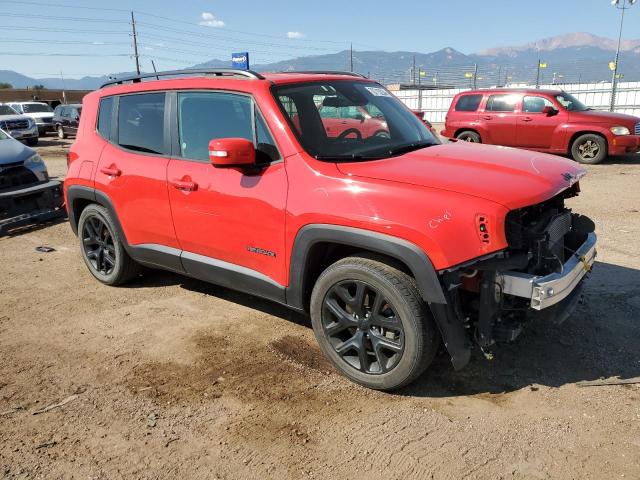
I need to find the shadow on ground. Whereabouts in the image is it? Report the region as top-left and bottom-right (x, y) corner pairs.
(126, 259), (640, 397)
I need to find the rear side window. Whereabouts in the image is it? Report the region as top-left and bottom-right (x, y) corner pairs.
(455, 94), (482, 112)
(117, 93), (166, 155)
(486, 94), (518, 112)
(97, 97), (113, 139)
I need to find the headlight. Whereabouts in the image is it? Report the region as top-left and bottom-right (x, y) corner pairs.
(24, 153), (44, 167)
(610, 126), (630, 135)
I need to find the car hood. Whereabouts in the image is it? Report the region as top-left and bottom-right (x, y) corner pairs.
(0, 137), (35, 165)
(569, 109), (639, 126)
(336, 142), (585, 210)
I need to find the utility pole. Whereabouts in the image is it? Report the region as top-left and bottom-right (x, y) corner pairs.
(535, 58), (541, 88)
(59, 71), (67, 104)
(412, 56), (416, 85)
(472, 63), (478, 89)
(350, 43), (353, 72)
(497, 65), (502, 87)
(610, 0), (637, 111)
(131, 11), (141, 75)
(417, 67), (422, 111)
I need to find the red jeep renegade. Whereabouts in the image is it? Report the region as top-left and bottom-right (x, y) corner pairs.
(442, 88), (640, 164)
(64, 70), (597, 390)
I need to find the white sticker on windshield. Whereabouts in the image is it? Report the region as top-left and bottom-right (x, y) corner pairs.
(364, 86), (393, 97)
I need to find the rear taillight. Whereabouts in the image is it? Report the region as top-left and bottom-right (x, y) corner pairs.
(66, 151), (79, 167)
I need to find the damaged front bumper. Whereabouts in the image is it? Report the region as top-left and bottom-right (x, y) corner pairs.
(497, 232), (597, 310)
(0, 180), (65, 235)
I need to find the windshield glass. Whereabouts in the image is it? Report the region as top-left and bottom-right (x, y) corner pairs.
(23, 103), (53, 113)
(555, 92), (588, 112)
(273, 81), (438, 160)
(0, 105), (18, 115)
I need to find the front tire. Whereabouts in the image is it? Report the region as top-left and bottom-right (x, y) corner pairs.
(456, 130), (481, 143)
(571, 134), (607, 164)
(57, 126), (66, 139)
(77, 204), (139, 286)
(310, 256), (440, 391)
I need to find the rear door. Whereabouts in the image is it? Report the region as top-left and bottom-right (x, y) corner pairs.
(480, 93), (520, 146)
(516, 95), (567, 149)
(166, 90), (287, 284)
(95, 92), (179, 249)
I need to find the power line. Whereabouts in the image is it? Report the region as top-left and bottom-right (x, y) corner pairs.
(0, 12), (129, 23)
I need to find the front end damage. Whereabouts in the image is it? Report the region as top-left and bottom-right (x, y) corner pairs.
(438, 184), (596, 366)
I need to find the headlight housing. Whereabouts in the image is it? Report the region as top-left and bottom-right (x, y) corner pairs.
(24, 153), (44, 167)
(610, 126), (630, 135)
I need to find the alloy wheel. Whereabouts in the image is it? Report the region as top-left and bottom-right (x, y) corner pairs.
(578, 140), (599, 160)
(82, 215), (116, 275)
(321, 280), (405, 374)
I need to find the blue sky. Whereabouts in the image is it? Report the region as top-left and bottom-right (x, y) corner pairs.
(1, 0), (638, 78)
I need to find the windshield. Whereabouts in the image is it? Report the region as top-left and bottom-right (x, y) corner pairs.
(23, 103), (53, 113)
(555, 92), (588, 112)
(273, 81), (438, 160)
(0, 105), (18, 115)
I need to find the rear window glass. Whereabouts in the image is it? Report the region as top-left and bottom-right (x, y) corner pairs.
(117, 93), (166, 155)
(486, 94), (519, 112)
(97, 97), (113, 140)
(455, 95), (482, 112)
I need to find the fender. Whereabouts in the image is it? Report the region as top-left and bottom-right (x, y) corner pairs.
(286, 224), (470, 370)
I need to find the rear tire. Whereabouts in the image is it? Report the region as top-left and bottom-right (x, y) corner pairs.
(456, 130), (481, 143)
(310, 256), (440, 391)
(77, 204), (139, 286)
(571, 134), (607, 164)
(57, 126), (66, 140)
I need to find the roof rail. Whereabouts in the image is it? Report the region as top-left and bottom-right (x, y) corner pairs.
(277, 70), (367, 78)
(100, 68), (265, 88)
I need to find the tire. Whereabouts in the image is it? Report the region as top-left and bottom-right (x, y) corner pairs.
(571, 134), (607, 164)
(77, 204), (139, 286)
(57, 126), (66, 139)
(456, 130), (481, 143)
(26, 137), (38, 146)
(310, 256), (441, 391)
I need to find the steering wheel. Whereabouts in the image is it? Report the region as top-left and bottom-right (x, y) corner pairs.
(337, 128), (362, 140)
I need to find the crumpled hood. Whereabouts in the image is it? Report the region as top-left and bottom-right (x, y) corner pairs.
(0, 137), (35, 165)
(336, 142), (586, 209)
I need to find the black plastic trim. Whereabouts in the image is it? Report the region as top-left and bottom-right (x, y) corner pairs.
(287, 224), (447, 310)
(128, 243), (185, 273)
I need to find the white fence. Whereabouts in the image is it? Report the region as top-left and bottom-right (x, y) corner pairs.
(392, 81), (640, 123)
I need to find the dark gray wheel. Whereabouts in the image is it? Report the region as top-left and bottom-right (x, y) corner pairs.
(456, 130), (481, 143)
(57, 126), (66, 139)
(571, 134), (607, 164)
(78, 204), (139, 285)
(310, 256), (440, 390)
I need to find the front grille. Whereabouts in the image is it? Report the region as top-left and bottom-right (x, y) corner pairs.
(0, 166), (38, 190)
(1, 120), (30, 130)
(635, 122), (640, 135)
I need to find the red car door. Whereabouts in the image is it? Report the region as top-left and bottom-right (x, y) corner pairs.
(516, 95), (568, 149)
(166, 91), (287, 285)
(481, 94), (520, 146)
(95, 92), (179, 249)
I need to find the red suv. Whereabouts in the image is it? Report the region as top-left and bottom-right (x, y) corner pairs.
(64, 70), (596, 390)
(442, 88), (640, 164)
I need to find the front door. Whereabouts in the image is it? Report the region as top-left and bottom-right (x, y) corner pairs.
(516, 95), (567, 149)
(481, 93), (520, 146)
(166, 91), (287, 285)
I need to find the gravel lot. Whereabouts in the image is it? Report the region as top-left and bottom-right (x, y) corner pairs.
(1, 135), (639, 479)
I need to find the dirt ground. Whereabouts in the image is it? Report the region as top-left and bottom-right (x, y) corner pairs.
(1, 135), (639, 480)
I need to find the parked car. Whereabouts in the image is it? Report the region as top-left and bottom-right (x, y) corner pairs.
(441, 88), (640, 164)
(0, 128), (64, 234)
(8, 102), (55, 136)
(0, 104), (39, 146)
(52, 103), (82, 139)
(64, 70), (596, 391)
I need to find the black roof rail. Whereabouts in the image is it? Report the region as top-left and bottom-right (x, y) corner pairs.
(275, 70), (367, 78)
(100, 68), (265, 88)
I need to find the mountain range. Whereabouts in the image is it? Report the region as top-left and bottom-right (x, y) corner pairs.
(1, 32), (639, 90)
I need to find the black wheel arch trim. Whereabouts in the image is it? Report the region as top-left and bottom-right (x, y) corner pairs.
(286, 224), (447, 309)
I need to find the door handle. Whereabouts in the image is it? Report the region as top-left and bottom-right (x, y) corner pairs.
(100, 166), (121, 177)
(171, 179), (198, 191)
(482, 115), (492, 120)
(522, 117), (533, 122)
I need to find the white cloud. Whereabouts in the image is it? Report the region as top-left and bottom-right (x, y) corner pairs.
(199, 12), (225, 28)
(287, 31), (305, 39)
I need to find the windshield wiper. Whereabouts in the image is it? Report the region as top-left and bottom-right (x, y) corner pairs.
(385, 141), (435, 156)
